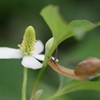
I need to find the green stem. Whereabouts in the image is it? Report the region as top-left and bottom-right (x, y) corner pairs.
(29, 66), (46, 100)
(29, 42), (58, 100)
(22, 67), (28, 100)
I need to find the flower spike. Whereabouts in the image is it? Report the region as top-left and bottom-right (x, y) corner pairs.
(18, 26), (36, 55)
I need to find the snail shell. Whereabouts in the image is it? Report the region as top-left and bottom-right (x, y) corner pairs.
(74, 57), (100, 77)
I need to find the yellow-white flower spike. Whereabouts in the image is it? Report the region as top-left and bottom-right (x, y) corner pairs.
(19, 26), (36, 55)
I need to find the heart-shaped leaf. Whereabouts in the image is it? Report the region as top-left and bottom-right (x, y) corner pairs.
(40, 5), (73, 45)
(69, 20), (97, 40)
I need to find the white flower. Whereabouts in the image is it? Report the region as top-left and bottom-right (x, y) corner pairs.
(0, 26), (45, 69)
(0, 40), (44, 69)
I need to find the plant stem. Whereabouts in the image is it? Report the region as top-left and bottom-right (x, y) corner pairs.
(29, 43), (57, 100)
(29, 60), (48, 100)
(22, 67), (28, 100)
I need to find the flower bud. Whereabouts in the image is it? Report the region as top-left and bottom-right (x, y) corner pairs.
(45, 37), (54, 53)
(34, 89), (43, 100)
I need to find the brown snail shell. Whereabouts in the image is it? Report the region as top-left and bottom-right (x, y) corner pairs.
(74, 57), (100, 77)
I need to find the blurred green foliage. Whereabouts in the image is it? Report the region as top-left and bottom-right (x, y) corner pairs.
(0, 0), (100, 100)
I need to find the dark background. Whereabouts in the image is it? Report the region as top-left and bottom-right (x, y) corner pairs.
(0, 0), (100, 100)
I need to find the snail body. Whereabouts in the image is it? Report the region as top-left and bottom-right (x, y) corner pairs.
(48, 57), (100, 81)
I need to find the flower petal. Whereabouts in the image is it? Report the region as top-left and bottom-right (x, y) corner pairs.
(33, 54), (45, 61)
(21, 56), (43, 69)
(33, 40), (44, 54)
(0, 47), (23, 59)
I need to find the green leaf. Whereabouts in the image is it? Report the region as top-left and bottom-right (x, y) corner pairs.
(58, 80), (100, 97)
(45, 80), (100, 100)
(40, 5), (73, 45)
(69, 20), (97, 40)
(90, 76), (100, 81)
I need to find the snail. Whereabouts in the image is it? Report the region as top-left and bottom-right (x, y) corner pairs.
(48, 57), (100, 81)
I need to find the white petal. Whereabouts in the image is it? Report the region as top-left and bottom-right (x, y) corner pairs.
(33, 40), (44, 54)
(21, 56), (43, 69)
(33, 54), (45, 61)
(0, 47), (23, 59)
